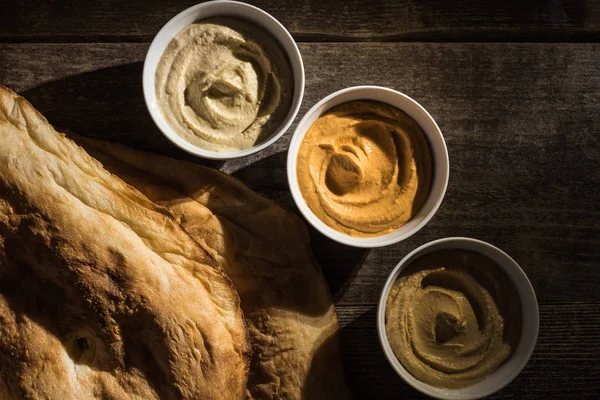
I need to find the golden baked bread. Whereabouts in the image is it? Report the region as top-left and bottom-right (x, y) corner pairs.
(0, 86), (250, 399)
(72, 136), (352, 399)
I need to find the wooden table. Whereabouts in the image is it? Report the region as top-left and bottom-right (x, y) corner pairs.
(1, 1), (599, 398)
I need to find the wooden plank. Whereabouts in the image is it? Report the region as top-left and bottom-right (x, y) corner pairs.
(336, 303), (600, 399)
(1, 0), (599, 42)
(0, 43), (598, 305)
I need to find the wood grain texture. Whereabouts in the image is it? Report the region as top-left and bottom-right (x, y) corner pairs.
(337, 303), (600, 399)
(1, 0), (599, 42)
(1, 42), (598, 305)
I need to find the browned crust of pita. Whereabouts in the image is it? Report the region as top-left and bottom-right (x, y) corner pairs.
(72, 134), (352, 400)
(0, 85), (249, 400)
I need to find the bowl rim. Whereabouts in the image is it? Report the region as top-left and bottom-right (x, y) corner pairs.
(142, 0), (305, 160)
(286, 85), (449, 248)
(376, 237), (540, 399)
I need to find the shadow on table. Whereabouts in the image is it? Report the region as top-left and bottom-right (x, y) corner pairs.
(339, 306), (428, 399)
(21, 62), (223, 168)
(309, 225), (369, 302)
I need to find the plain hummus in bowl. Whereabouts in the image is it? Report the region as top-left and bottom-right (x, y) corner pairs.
(143, 0), (304, 159)
(155, 17), (293, 152)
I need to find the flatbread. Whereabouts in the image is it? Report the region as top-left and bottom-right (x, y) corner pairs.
(72, 135), (352, 399)
(0, 86), (249, 399)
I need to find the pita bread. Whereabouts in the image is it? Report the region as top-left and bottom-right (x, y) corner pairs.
(73, 135), (351, 399)
(0, 86), (249, 399)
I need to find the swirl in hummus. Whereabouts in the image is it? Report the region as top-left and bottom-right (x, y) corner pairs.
(155, 17), (293, 152)
(385, 249), (522, 388)
(296, 100), (432, 237)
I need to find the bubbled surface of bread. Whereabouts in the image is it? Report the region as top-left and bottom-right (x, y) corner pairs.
(72, 135), (352, 400)
(0, 86), (249, 400)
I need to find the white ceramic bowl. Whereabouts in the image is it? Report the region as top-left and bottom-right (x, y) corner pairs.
(377, 237), (539, 399)
(143, 0), (304, 160)
(287, 86), (449, 248)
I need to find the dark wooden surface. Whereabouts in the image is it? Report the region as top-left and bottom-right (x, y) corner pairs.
(1, 1), (599, 398)
(1, 0), (600, 42)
